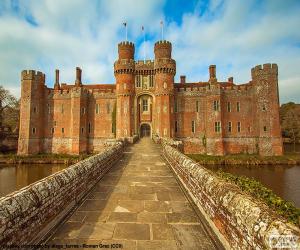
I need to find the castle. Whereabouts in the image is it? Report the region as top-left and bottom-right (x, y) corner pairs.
(18, 40), (283, 156)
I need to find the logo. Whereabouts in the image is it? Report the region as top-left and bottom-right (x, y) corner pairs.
(268, 234), (299, 249)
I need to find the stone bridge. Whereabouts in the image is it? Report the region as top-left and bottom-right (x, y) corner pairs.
(0, 138), (299, 250)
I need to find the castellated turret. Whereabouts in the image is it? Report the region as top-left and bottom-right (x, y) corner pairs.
(18, 70), (46, 155)
(251, 63), (282, 155)
(153, 40), (176, 138)
(118, 41), (135, 60)
(114, 41), (135, 139)
(154, 40), (172, 59)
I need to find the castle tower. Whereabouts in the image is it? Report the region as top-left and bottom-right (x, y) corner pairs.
(18, 70), (45, 155)
(205, 65), (225, 155)
(114, 41), (135, 139)
(153, 40), (176, 137)
(251, 63), (283, 155)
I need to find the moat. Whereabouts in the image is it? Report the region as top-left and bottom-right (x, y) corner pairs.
(206, 164), (300, 208)
(0, 161), (299, 208)
(0, 164), (67, 197)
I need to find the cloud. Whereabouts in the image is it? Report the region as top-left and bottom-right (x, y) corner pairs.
(0, 0), (299, 104)
(165, 0), (300, 103)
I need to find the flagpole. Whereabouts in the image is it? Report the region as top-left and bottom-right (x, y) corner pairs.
(143, 27), (146, 62)
(160, 20), (164, 40)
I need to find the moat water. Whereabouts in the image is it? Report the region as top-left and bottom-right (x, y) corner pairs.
(206, 164), (300, 208)
(0, 164), (68, 197)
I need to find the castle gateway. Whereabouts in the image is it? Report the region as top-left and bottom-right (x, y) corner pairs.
(18, 40), (283, 156)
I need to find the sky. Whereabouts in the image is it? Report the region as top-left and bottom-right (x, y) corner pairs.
(0, 0), (299, 104)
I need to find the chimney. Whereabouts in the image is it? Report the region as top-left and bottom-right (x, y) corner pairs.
(228, 77), (233, 83)
(180, 75), (186, 84)
(54, 69), (60, 90)
(209, 65), (216, 80)
(75, 67), (82, 86)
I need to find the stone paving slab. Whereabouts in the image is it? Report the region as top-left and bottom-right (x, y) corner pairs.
(48, 138), (217, 249)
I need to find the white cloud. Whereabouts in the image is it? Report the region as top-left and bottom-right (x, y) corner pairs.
(0, 0), (299, 104)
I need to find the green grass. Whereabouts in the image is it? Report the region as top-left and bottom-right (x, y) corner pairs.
(215, 170), (300, 226)
(187, 153), (300, 165)
(0, 153), (93, 164)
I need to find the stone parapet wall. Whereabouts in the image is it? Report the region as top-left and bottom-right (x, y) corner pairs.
(162, 143), (300, 249)
(0, 142), (124, 247)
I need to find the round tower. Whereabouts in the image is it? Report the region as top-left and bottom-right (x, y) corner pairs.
(154, 40), (172, 59)
(153, 40), (176, 138)
(114, 41), (135, 139)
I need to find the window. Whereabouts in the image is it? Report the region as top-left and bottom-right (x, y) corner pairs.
(54, 121), (57, 126)
(81, 107), (85, 115)
(136, 74), (141, 87)
(33, 107), (37, 113)
(227, 102), (231, 112)
(150, 74), (154, 87)
(192, 121), (196, 133)
(213, 100), (220, 111)
(62, 128), (64, 133)
(174, 100), (178, 113)
(263, 126), (267, 132)
(215, 121), (221, 133)
(142, 99), (148, 112)
(88, 123), (91, 133)
(106, 103), (110, 114)
(175, 121), (178, 133)
(237, 102), (240, 112)
(96, 103), (100, 114)
(51, 128), (54, 134)
(228, 122), (232, 132)
(196, 101), (199, 112)
(81, 127), (84, 134)
(237, 122), (241, 132)
(262, 104), (266, 111)
(32, 127), (36, 134)
(61, 104), (64, 114)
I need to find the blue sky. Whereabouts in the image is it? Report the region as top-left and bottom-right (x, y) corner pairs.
(0, 0), (300, 103)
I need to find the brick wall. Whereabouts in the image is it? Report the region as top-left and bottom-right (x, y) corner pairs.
(0, 142), (123, 247)
(162, 140), (300, 249)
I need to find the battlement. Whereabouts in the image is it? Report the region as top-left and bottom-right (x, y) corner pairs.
(114, 59), (135, 74)
(154, 40), (172, 59)
(135, 60), (154, 65)
(251, 63), (278, 78)
(154, 58), (176, 74)
(21, 70), (45, 81)
(118, 41), (135, 47)
(154, 40), (172, 47)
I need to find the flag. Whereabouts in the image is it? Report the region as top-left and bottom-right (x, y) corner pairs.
(123, 22), (127, 27)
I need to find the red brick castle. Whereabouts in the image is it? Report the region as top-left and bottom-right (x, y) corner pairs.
(18, 40), (283, 155)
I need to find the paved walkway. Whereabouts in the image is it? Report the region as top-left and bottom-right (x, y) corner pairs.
(48, 138), (217, 249)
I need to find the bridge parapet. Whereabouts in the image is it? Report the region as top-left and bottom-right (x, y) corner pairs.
(162, 144), (300, 249)
(0, 142), (124, 247)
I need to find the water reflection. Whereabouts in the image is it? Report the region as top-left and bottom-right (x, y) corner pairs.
(206, 164), (300, 208)
(0, 164), (67, 197)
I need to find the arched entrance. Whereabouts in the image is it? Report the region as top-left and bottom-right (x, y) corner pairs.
(140, 124), (151, 137)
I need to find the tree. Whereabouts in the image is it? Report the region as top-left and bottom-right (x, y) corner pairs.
(280, 102), (300, 152)
(0, 86), (19, 132)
